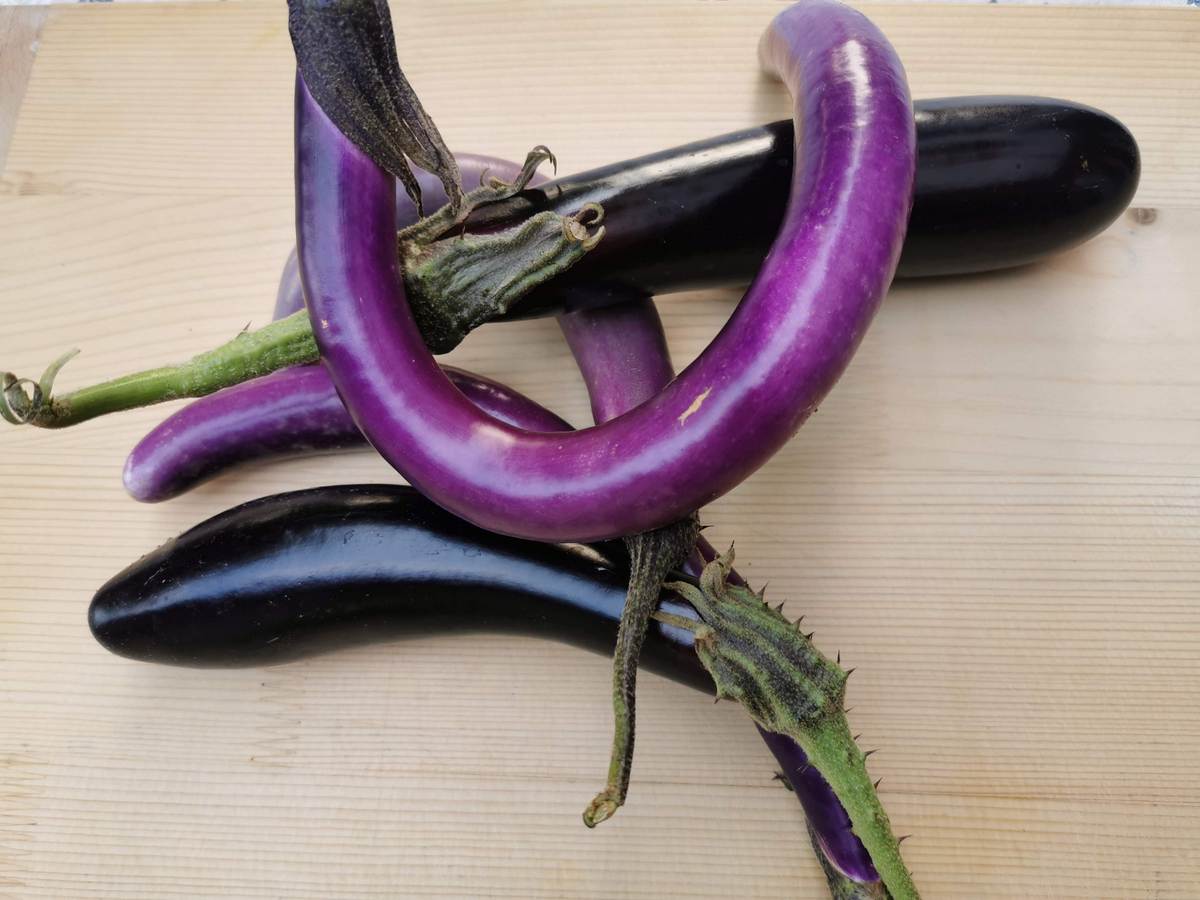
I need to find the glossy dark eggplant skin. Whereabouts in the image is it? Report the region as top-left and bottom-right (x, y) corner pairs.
(465, 96), (1139, 318)
(89, 485), (711, 693)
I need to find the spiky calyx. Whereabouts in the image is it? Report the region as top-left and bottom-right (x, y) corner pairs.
(655, 548), (919, 900)
(664, 550), (847, 730)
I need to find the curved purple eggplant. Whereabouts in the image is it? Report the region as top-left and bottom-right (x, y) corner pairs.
(124, 363), (571, 502)
(296, 0), (916, 542)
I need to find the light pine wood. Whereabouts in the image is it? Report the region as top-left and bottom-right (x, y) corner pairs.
(1, 3), (1198, 898)
(0, 7), (47, 170)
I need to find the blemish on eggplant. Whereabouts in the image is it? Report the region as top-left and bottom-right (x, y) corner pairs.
(678, 386), (712, 425)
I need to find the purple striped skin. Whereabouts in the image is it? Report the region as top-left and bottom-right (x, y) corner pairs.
(559, 297), (878, 884)
(273, 154), (527, 321)
(123, 364), (572, 503)
(297, 0), (916, 543)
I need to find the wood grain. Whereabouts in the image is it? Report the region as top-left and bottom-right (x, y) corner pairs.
(1, 2), (1198, 898)
(3, 2), (1199, 207)
(0, 7), (47, 171)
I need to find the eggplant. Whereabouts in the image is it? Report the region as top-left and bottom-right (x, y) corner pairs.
(90, 484), (705, 687)
(294, 5), (917, 544)
(89, 482), (883, 887)
(462, 96), (1140, 318)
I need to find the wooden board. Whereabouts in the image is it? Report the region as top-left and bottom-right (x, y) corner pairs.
(1, 3), (1198, 898)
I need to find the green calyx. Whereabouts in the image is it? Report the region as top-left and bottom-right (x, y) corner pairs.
(655, 548), (919, 900)
(402, 205), (604, 354)
(398, 145), (604, 353)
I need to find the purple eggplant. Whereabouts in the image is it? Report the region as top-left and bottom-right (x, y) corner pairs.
(124, 363), (571, 503)
(295, 0), (916, 543)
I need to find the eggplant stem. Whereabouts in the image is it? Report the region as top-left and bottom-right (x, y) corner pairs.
(288, 0), (463, 218)
(583, 515), (700, 827)
(3, 191), (607, 429)
(1, 348), (80, 425)
(398, 144), (559, 246)
(5, 312), (318, 429)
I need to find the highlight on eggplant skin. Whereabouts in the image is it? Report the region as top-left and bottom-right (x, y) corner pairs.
(88, 484), (711, 692)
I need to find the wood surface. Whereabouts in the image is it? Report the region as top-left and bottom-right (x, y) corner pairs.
(1, 2), (1198, 898)
(0, 7), (46, 169)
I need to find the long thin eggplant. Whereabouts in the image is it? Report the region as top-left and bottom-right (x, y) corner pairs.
(89, 485), (695, 676)
(465, 96), (1139, 318)
(296, 0), (916, 543)
(122, 362), (573, 503)
(88, 483), (880, 887)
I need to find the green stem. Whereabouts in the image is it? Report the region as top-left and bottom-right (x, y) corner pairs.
(4, 312), (318, 429)
(583, 515), (700, 827)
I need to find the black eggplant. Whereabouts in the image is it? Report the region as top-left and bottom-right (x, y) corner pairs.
(462, 96), (1140, 317)
(89, 484), (888, 890)
(89, 484), (708, 691)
